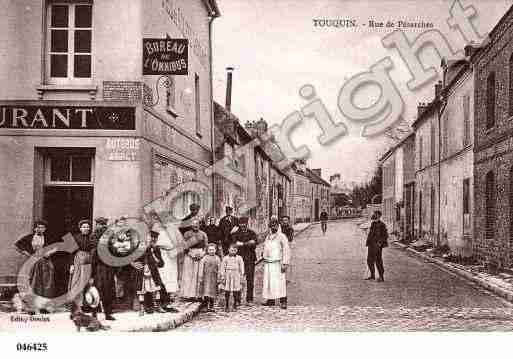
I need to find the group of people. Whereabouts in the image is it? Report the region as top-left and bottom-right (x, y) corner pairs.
(176, 205), (294, 311)
(14, 204), (296, 318)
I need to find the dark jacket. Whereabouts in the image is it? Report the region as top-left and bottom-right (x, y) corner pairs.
(219, 215), (238, 249)
(366, 220), (388, 248)
(134, 246), (165, 289)
(203, 224), (222, 245)
(179, 212), (197, 236)
(282, 225), (294, 242)
(230, 228), (257, 265)
(15, 233), (49, 255)
(320, 211), (329, 221)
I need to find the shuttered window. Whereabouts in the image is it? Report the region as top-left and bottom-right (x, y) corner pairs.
(509, 54), (513, 117)
(486, 72), (496, 129)
(485, 171), (496, 239)
(463, 94), (471, 147)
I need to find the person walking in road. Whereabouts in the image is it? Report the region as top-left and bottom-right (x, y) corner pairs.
(320, 209), (329, 235)
(230, 216), (257, 305)
(262, 217), (290, 309)
(218, 206), (238, 255)
(365, 210), (388, 282)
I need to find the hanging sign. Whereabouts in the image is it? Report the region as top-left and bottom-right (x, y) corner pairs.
(143, 38), (188, 75)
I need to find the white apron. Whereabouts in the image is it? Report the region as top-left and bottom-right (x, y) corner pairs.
(262, 232), (290, 300)
(156, 227), (179, 293)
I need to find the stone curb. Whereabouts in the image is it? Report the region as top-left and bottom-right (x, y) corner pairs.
(392, 242), (513, 304)
(124, 302), (202, 332)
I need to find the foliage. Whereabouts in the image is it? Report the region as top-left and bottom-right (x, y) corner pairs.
(351, 166), (382, 208)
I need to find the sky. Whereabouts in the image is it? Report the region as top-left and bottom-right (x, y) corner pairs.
(212, 0), (511, 185)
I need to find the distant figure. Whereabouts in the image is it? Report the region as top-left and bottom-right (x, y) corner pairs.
(365, 210), (388, 282)
(320, 209), (329, 235)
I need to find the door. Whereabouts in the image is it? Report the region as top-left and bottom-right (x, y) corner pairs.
(314, 198), (320, 221)
(43, 186), (94, 239)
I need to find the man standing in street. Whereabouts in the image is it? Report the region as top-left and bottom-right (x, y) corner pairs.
(319, 208), (329, 235)
(365, 210), (388, 282)
(262, 216), (290, 309)
(230, 216), (257, 305)
(219, 206), (238, 255)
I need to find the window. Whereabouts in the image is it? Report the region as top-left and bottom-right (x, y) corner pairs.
(418, 136), (423, 169)
(45, 150), (94, 185)
(509, 53), (513, 117)
(430, 122), (436, 163)
(485, 170), (496, 239)
(442, 111), (449, 158)
(430, 185), (435, 232)
(463, 94), (471, 147)
(194, 73), (201, 136)
(486, 72), (496, 129)
(463, 178), (470, 215)
(47, 3), (92, 83)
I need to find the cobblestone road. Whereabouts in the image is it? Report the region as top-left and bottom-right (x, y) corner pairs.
(178, 220), (513, 331)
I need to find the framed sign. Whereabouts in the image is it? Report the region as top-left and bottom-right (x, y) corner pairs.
(0, 105), (135, 130)
(143, 38), (188, 75)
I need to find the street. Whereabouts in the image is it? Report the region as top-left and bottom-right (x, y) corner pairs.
(178, 219), (513, 331)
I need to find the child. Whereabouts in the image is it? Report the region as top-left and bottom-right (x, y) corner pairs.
(132, 230), (166, 316)
(199, 243), (221, 312)
(219, 243), (245, 311)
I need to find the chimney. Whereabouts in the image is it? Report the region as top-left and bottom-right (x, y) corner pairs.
(312, 168), (322, 177)
(225, 67), (234, 112)
(417, 102), (427, 118)
(434, 80), (443, 98)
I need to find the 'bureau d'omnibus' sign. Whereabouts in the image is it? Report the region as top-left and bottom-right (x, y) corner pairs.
(0, 105), (135, 130)
(143, 38), (188, 75)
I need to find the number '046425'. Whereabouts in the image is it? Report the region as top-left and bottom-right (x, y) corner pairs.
(16, 343), (48, 351)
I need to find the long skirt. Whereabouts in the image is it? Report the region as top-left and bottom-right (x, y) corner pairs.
(180, 249), (204, 298)
(262, 261), (286, 300)
(157, 230), (179, 293)
(30, 258), (55, 299)
(68, 250), (92, 306)
(223, 269), (242, 292)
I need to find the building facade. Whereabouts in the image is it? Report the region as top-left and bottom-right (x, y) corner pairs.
(439, 57), (474, 257)
(291, 161), (312, 224)
(413, 97), (441, 245)
(381, 149), (397, 231)
(472, 6), (513, 267)
(0, 0), (220, 276)
(401, 133), (416, 242)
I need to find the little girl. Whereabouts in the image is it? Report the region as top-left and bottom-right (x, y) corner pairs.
(132, 231), (166, 316)
(199, 243), (221, 312)
(219, 243), (244, 311)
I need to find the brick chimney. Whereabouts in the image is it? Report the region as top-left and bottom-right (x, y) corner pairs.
(225, 67), (234, 112)
(312, 168), (322, 177)
(417, 102), (427, 118)
(434, 80), (443, 98)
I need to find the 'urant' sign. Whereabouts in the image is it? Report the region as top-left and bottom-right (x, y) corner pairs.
(143, 38), (188, 75)
(0, 106), (136, 130)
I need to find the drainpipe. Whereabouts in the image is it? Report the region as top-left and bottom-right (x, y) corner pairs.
(438, 85), (447, 249)
(208, 14), (217, 217)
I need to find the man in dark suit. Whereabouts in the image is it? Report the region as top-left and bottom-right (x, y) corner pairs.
(230, 216), (257, 304)
(365, 210), (388, 282)
(218, 206), (238, 255)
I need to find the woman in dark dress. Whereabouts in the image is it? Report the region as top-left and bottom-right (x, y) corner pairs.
(203, 216), (222, 256)
(14, 220), (56, 314)
(69, 219), (95, 311)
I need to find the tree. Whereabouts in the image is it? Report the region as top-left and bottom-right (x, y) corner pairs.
(351, 166), (382, 208)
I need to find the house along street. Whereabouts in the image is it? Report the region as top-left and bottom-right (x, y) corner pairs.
(178, 219), (513, 331)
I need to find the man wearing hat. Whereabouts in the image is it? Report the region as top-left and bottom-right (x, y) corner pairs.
(230, 216), (257, 304)
(219, 206), (238, 256)
(91, 217), (116, 320)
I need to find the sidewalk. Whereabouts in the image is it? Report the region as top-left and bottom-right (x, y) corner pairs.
(393, 241), (513, 304)
(0, 299), (202, 332)
(1, 222), (317, 332)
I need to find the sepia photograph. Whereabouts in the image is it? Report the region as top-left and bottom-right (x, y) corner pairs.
(2, 0), (513, 356)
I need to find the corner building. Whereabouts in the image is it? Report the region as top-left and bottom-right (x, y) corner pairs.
(0, 0), (220, 276)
